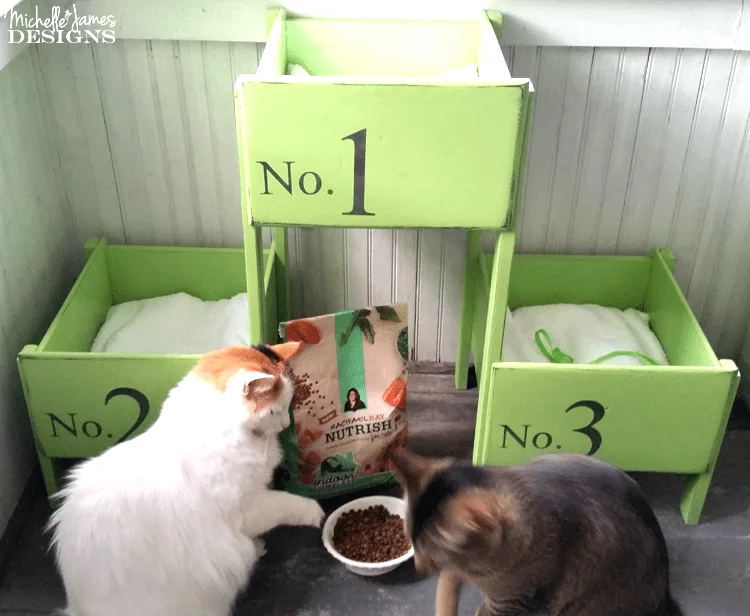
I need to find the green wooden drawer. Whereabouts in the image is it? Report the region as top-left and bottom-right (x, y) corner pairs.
(18, 238), (271, 463)
(234, 9), (533, 230)
(472, 250), (739, 474)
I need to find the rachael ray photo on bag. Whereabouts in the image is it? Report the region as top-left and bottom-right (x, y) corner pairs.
(277, 304), (409, 499)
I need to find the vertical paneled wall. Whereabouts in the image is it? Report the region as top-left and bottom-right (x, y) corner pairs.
(40, 41), (750, 362)
(509, 47), (750, 363)
(38, 40), (261, 248)
(0, 46), (77, 532)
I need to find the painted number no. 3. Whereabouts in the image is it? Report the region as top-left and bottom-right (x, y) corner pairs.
(499, 400), (606, 456)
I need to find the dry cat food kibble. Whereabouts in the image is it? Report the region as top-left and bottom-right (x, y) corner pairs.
(332, 505), (412, 563)
(290, 371), (313, 408)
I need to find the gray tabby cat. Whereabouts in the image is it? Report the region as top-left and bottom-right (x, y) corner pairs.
(390, 449), (683, 616)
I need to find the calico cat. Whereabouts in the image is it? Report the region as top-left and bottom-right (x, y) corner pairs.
(49, 342), (324, 616)
(390, 449), (683, 616)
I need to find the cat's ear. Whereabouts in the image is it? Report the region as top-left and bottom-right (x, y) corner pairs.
(270, 341), (304, 362)
(446, 490), (513, 547)
(241, 372), (279, 399)
(448, 493), (499, 535)
(389, 448), (435, 492)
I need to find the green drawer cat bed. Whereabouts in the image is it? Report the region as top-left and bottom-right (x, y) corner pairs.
(455, 231), (740, 524)
(235, 9), (531, 232)
(18, 237), (285, 497)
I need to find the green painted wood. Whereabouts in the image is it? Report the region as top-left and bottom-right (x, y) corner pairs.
(38, 239), (113, 353)
(83, 237), (101, 261)
(454, 36), (533, 389)
(284, 18), (479, 77)
(106, 244), (249, 304)
(507, 254), (654, 311)
(455, 230), (482, 389)
(479, 361), (737, 473)
(264, 239), (279, 344)
(467, 249), (739, 523)
(478, 12), (506, 78)
(680, 359), (740, 524)
(235, 11), (531, 230)
(454, 53), (534, 390)
(265, 6), (285, 40)
(244, 225), (265, 345)
(17, 348), (61, 496)
(236, 58), (269, 346)
(38, 242), (256, 353)
(472, 231), (515, 466)
(465, 245), (499, 390)
(484, 10), (504, 45)
(471, 276), (489, 386)
(508, 71), (536, 231)
(273, 227), (291, 324)
(646, 249), (718, 367)
(19, 354), (196, 458)
(481, 251), (724, 371)
(257, 7), (287, 77)
(18, 238), (280, 496)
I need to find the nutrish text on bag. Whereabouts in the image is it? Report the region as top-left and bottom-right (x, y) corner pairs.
(277, 304), (409, 499)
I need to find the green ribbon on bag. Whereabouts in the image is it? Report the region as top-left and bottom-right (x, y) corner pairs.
(335, 310), (369, 413)
(534, 328), (660, 366)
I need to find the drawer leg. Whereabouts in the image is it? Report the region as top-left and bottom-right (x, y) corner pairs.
(681, 365), (740, 524)
(455, 231), (482, 390)
(273, 226), (291, 325)
(38, 450), (60, 500)
(680, 470), (713, 525)
(245, 224), (265, 344)
(473, 232), (515, 465)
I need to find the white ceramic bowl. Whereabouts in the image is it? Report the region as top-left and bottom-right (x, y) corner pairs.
(322, 495), (414, 576)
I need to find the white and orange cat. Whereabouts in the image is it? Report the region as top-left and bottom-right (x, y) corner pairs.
(49, 342), (324, 616)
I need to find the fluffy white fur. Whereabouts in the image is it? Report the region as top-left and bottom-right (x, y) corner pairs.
(49, 369), (324, 616)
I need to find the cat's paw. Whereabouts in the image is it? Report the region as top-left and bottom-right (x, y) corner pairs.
(299, 499), (325, 528)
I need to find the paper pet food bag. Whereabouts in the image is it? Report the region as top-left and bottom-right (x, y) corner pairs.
(277, 304), (409, 499)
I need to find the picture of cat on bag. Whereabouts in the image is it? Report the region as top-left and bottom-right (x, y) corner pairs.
(390, 449), (683, 616)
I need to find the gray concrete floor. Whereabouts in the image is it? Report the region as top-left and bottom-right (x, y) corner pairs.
(1, 364), (749, 616)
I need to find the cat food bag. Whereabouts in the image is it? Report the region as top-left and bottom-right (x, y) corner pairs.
(277, 304), (409, 499)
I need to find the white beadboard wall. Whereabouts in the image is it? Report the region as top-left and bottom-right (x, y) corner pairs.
(0, 46), (78, 532)
(39, 41), (750, 363)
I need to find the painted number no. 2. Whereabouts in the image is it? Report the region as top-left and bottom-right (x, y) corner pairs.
(46, 387), (151, 444)
(499, 400), (606, 456)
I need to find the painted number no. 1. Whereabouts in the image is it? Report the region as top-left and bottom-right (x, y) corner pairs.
(256, 128), (373, 216)
(499, 400), (606, 456)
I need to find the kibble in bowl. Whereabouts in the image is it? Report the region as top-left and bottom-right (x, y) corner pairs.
(322, 496), (414, 576)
